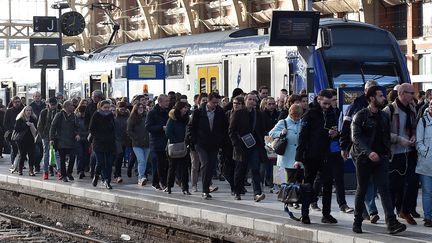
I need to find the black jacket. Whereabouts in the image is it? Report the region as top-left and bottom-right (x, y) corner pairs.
(145, 104), (169, 152)
(37, 107), (60, 139)
(166, 109), (188, 144)
(186, 103), (228, 151)
(228, 108), (267, 162)
(127, 114), (150, 148)
(29, 101), (46, 119)
(351, 108), (391, 162)
(84, 101), (98, 129)
(14, 117), (37, 145)
(50, 110), (79, 149)
(89, 111), (116, 153)
(4, 106), (23, 132)
(340, 94), (368, 151)
(295, 103), (338, 163)
(262, 109), (280, 133)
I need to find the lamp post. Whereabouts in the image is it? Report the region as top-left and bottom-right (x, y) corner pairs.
(51, 1), (70, 95)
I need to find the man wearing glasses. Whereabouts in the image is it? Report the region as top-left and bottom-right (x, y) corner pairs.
(383, 83), (419, 225)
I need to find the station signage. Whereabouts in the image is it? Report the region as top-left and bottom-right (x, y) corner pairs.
(33, 16), (58, 32)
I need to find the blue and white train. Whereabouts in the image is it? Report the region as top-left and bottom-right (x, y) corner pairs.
(0, 18), (410, 104)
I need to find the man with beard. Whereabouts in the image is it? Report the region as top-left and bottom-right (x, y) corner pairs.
(351, 85), (406, 234)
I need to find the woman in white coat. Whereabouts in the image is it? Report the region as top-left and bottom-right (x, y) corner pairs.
(269, 104), (303, 183)
(415, 100), (432, 227)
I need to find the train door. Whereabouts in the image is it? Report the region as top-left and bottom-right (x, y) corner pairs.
(197, 65), (219, 94)
(84, 74), (111, 98)
(254, 55), (272, 95)
(100, 74), (111, 98)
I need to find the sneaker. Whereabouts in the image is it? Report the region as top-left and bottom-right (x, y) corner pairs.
(138, 178), (147, 186)
(293, 203), (300, 209)
(152, 185), (162, 191)
(370, 214), (380, 224)
(310, 202), (321, 211)
(254, 193), (265, 202)
(202, 193), (212, 200)
(388, 221), (407, 235)
(43, 172), (48, 180)
(340, 204), (354, 213)
(182, 190), (191, 195)
(192, 186), (198, 192)
(116, 177), (123, 183)
(399, 212), (417, 225)
(67, 174), (74, 181)
(321, 214), (338, 224)
(352, 223), (362, 234)
(300, 216), (311, 224)
(424, 219), (432, 227)
(104, 181), (112, 189)
(209, 186), (218, 193)
(234, 194), (241, 200)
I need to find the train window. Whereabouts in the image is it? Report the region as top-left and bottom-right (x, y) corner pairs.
(166, 49), (185, 79)
(200, 78), (206, 93)
(256, 57), (271, 92)
(210, 77), (217, 93)
(223, 60), (229, 96)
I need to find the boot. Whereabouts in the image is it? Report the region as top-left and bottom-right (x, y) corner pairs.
(29, 166), (35, 176)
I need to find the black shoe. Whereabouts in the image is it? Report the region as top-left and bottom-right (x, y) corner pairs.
(182, 190), (191, 195)
(300, 216), (311, 224)
(92, 175), (99, 187)
(234, 194), (241, 200)
(370, 214), (380, 224)
(321, 215), (338, 224)
(340, 204), (354, 213)
(79, 172), (85, 179)
(411, 211), (421, 218)
(388, 221), (407, 235)
(62, 177), (69, 182)
(152, 185), (162, 191)
(166, 187), (172, 194)
(127, 168), (132, 178)
(310, 202), (321, 211)
(202, 193), (212, 200)
(352, 223), (362, 233)
(424, 219), (432, 227)
(67, 174), (74, 181)
(104, 181), (112, 189)
(244, 181), (251, 186)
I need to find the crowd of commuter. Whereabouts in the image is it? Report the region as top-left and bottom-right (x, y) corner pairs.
(0, 82), (431, 235)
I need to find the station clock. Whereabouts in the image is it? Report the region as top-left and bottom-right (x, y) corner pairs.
(60, 11), (85, 36)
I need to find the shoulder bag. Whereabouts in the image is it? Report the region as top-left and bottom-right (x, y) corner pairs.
(273, 120), (288, 155)
(167, 140), (188, 158)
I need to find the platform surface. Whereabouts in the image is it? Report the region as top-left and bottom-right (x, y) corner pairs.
(0, 155), (431, 243)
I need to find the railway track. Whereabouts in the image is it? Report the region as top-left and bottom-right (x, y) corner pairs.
(0, 212), (106, 242)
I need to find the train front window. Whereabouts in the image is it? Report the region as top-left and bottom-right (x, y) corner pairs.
(329, 61), (400, 88)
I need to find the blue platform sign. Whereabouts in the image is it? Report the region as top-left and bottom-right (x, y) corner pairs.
(126, 54), (166, 101)
(127, 62), (165, 80)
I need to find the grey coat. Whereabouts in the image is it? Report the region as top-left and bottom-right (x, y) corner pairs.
(49, 110), (79, 149)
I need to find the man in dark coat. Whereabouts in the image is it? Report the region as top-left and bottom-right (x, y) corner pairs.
(145, 94), (170, 190)
(186, 92), (228, 199)
(229, 93), (267, 202)
(3, 96), (23, 166)
(295, 89), (338, 224)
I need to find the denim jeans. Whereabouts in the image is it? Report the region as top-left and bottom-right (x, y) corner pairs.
(364, 178), (378, 215)
(75, 140), (90, 174)
(133, 147), (150, 180)
(42, 139), (61, 173)
(420, 174), (432, 220)
(94, 151), (114, 183)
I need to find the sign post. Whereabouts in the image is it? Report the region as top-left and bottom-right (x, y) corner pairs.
(126, 54), (166, 102)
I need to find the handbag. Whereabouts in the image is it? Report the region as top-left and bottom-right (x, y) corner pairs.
(167, 140), (188, 158)
(49, 144), (57, 167)
(277, 183), (303, 204)
(273, 120), (288, 155)
(11, 130), (26, 142)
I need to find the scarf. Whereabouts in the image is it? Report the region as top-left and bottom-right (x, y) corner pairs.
(396, 98), (414, 137)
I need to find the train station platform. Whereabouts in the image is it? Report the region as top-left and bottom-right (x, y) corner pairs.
(0, 155), (430, 243)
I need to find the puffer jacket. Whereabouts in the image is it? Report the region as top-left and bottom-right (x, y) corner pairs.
(416, 111), (432, 177)
(350, 108), (391, 162)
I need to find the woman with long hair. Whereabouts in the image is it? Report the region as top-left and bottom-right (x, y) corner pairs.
(166, 101), (190, 194)
(13, 105), (37, 175)
(127, 103), (150, 186)
(75, 100), (89, 179)
(89, 100), (116, 189)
